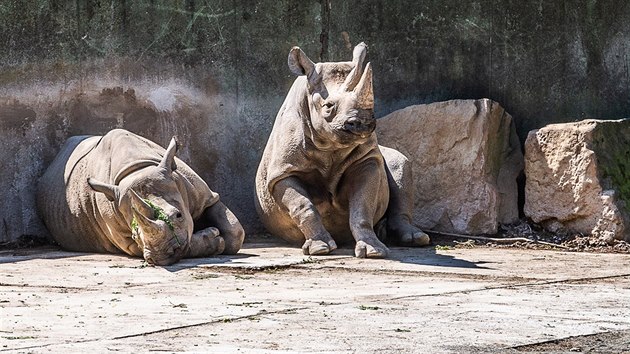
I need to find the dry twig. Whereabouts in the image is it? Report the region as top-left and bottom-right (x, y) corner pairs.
(427, 230), (569, 249)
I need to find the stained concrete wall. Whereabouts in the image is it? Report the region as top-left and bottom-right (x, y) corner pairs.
(1, 0), (629, 242)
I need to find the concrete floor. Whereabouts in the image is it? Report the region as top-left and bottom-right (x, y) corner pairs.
(1, 243), (630, 353)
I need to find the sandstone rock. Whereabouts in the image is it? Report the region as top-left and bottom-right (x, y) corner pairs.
(524, 119), (630, 242)
(377, 99), (523, 235)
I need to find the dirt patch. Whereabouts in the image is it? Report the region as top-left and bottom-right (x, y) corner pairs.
(509, 329), (630, 353)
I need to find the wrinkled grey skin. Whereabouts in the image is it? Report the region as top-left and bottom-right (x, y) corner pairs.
(255, 43), (430, 258)
(37, 129), (244, 266)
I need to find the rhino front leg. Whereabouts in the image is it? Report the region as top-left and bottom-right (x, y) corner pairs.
(345, 159), (390, 258)
(188, 227), (225, 258)
(380, 146), (431, 247)
(200, 201), (245, 255)
(187, 201), (244, 258)
(191, 201), (245, 255)
(273, 177), (337, 255)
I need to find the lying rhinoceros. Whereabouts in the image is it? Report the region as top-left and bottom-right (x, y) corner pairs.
(37, 129), (244, 265)
(255, 42), (430, 258)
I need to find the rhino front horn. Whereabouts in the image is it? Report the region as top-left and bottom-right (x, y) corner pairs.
(342, 42), (368, 92)
(354, 62), (374, 109)
(129, 190), (162, 233)
(128, 189), (154, 220)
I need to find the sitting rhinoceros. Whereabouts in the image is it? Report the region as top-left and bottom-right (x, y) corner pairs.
(255, 42), (430, 258)
(37, 129), (244, 265)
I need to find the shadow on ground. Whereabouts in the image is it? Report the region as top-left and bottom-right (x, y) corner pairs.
(0, 238), (490, 271)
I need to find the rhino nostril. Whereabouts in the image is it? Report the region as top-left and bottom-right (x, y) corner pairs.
(344, 118), (361, 130)
(170, 244), (184, 255)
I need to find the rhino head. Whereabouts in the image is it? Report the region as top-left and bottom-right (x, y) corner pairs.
(88, 137), (193, 266)
(288, 42), (375, 148)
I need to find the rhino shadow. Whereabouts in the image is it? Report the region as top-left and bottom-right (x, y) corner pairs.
(158, 253), (260, 272)
(326, 243), (491, 269)
(0, 246), (87, 264)
(389, 247), (491, 269)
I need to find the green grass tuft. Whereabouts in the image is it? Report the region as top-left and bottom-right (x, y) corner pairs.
(130, 198), (181, 246)
(143, 199), (175, 231)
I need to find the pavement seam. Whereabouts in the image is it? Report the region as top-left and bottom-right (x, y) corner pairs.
(385, 273), (630, 301)
(300, 264), (537, 282)
(1, 307), (309, 352)
(0, 282), (85, 290)
(0, 281), (164, 291)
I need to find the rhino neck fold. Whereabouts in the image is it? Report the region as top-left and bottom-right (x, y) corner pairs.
(113, 159), (162, 184)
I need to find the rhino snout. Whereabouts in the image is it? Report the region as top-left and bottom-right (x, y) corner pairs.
(343, 117), (376, 136)
(144, 241), (186, 266)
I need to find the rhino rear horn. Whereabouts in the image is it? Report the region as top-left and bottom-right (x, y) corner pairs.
(158, 136), (178, 173)
(88, 178), (120, 202)
(342, 42), (367, 92)
(288, 46), (321, 89)
(354, 62), (374, 110)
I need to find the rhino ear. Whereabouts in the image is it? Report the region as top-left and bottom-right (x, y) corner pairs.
(158, 136), (178, 173)
(88, 178), (120, 202)
(288, 47), (314, 76)
(288, 46), (321, 89)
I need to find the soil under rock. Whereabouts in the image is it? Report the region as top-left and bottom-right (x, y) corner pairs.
(430, 220), (630, 254)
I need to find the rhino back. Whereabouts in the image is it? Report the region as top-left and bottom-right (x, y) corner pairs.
(38, 129), (218, 254)
(37, 135), (118, 253)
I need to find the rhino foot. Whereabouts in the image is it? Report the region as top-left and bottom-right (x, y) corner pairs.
(188, 227), (225, 258)
(389, 220), (431, 247)
(355, 240), (388, 258)
(302, 238), (337, 255)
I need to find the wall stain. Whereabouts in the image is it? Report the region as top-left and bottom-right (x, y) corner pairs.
(319, 0), (331, 62)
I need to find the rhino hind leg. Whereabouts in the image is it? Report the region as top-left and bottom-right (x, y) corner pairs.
(379, 146), (431, 247)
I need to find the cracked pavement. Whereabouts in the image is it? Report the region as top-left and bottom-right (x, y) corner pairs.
(1, 243), (630, 353)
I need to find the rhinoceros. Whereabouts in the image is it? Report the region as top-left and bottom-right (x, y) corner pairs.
(255, 42), (430, 258)
(37, 129), (244, 265)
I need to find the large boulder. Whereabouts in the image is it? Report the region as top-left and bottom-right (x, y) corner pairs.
(524, 119), (630, 242)
(377, 99), (523, 235)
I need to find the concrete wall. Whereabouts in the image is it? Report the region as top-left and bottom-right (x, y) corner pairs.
(1, 0), (630, 242)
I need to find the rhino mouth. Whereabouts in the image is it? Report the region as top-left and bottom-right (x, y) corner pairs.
(340, 122), (376, 138)
(143, 239), (187, 266)
(144, 250), (184, 266)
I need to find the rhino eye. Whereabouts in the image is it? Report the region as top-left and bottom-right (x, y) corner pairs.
(176, 212), (183, 219)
